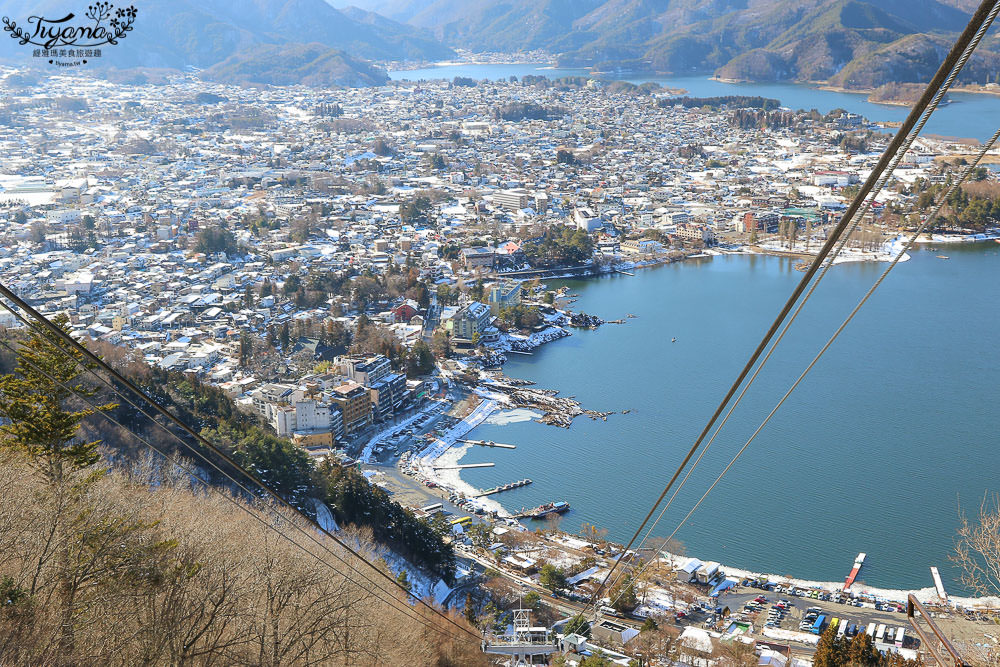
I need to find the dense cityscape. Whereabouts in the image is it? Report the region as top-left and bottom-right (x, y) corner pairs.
(3, 7), (1000, 663)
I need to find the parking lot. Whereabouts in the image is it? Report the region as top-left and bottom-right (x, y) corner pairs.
(722, 586), (915, 646)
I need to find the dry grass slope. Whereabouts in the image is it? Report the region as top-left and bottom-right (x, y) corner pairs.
(0, 452), (485, 666)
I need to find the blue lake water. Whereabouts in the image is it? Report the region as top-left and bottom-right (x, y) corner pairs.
(457, 246), (1000, 592)
(390, 61), (1000, 591)
(389, 64), (1000, 141)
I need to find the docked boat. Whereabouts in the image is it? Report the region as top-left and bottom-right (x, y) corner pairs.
(516, 501), (570, 519)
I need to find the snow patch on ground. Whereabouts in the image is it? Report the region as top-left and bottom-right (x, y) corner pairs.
(312, 498), (340, 533)
(753, 237), (911, 264)
(762, 627), (820, 645)
(359, 401), (445, 464)
(378, 550), (457, 606)
(484, 408), (541, 425)
(506, 326), (570, 351)
(637, 588), (687, 616)
(412, 399), (507, 516)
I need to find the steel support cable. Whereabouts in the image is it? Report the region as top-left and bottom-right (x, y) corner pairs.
(599, 127), (1000, 616)
(0, 334), (474, 643)
(596, 0), (1000, 604)
(0, 292), (480, 641)
(592, 130), (1000, 620)
(653, 125), (1000, 553)
(590, 0), (1000, 607)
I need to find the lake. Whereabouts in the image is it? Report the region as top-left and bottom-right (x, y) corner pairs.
(389, 63), (1000, 141)
(458, 246), (1000, 592)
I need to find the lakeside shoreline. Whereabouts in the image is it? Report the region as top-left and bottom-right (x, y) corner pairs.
(656, 548), (1000, 610)
(708, 74), (1000, 105)
(395, 64), (1000, 107)
(415, 242), (1000, 601)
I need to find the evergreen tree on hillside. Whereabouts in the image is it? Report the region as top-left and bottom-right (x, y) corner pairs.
(232, 431), (314, 512)
(0, 314), (116, 483)
(609, 572), (639, 614)
(539, 564), (566, 593)
(0, 316), (177, 657)
(813, 626), (844, 667)
(846, 631), (880, 666)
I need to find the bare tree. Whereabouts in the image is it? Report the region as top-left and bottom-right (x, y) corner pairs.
(717, 639), (757, 667)
(952, 493), (1000, 597)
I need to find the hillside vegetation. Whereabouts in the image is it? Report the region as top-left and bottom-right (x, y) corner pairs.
(0, 318), (482, 665)
(0, 452), (482, 666)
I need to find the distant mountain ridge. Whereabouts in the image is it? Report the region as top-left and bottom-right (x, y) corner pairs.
(2, 0), (996, 89)
(201, 42), (390, 86)
(0, 0), (453, 85)
(337, 0), (1000, 90)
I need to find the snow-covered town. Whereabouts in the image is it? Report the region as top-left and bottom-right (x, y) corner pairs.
(3, 64), (1000, 666)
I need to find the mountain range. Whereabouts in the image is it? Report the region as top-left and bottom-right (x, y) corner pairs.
(333, 0), (1000, 90)
(1, 0), (998, 89)
(0, 0), (450, 85)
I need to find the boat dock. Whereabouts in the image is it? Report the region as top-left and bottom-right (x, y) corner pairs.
(931, 566), (948, 601)
(433, 462), (495, 470)
(459, 438), (516, 449)
(843, 552), (866, 591)
(476, 479), (532, 497)
(616, 269), (635, 276)
(506, 349), (533, 355)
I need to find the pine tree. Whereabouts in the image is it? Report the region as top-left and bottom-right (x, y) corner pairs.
(0, 314), (116, 484)
(813, 625), (843, 667)
(609, 572), (639, 613)
(846, 630), (879, 666)
(279, 322), (290, 350)
(239, 333), (252, 367)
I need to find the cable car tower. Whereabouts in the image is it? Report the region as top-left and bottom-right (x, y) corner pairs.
(482, 608), (560, 666)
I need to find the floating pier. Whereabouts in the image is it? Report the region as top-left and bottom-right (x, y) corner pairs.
(930, 566), (948, 601)
(843, 552), (866, 591)
(616, 269), (635, 276)
(507, 349), (534, 355)
(476, 479), (532, 497)
(433, 462), (495, 470)
(459, 438), (516, 449)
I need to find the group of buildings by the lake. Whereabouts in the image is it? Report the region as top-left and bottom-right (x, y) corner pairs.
(0, 65), (984, 459)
